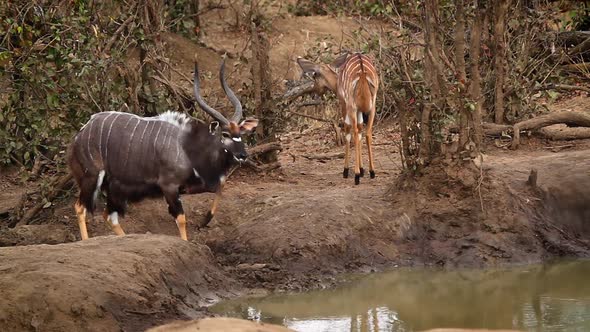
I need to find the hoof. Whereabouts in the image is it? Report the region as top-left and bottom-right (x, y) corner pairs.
(343, 168), (349, 178)
(355, 174), (360, 185)
(200, 211), (214, 228)
(370, 170), (375, 179)
(360, 167), (365, 177)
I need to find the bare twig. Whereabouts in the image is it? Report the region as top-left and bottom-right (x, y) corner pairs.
(16, 173), (74, 227)
(103, 14), (136, 54)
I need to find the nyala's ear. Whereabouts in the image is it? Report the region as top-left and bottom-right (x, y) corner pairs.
(331, 52), (349, 68)
(239, 118), (259, 134)
(209, 121), (220, 134)
(297, 57), (321, 75)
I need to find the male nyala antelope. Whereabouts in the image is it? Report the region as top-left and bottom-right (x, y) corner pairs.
(68, 57), (258, 241)
(297, 52), (379, 185)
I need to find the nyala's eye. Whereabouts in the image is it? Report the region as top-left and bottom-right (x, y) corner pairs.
(222, 132), (231, 138)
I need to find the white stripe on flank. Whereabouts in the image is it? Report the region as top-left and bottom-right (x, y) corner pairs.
(98, 113), (116, 159)
(139, 120), (149, 148)
(193, 168), (200, 178)
(86, 119), (95, 162)
(166, 127), (174, 151)
(104, 113), (122, 162)
(351, 77), (360, 91)
(153, 124), (162, 154)
(109, 211), (119, 225)
(123, 119), (141, 169)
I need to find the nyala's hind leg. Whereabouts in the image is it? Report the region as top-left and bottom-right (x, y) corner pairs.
(102, 210), (126, 236)
(105, 186), (127, 237)
(164, 190), (187, 241)
(74, 200), (89, 240)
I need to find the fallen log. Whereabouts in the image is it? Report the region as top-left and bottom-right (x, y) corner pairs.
(248, 142), (282, 157)
(533, 83), (590, 94)
(511, 111), (590, 149)
(537, 126), (590, 141)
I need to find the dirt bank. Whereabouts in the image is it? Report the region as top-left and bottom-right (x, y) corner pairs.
(0, 235), (234, 332)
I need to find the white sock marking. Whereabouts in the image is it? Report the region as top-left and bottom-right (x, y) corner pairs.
(344, 115), (351, 125)
(109, 211), (119, 225)
(357, 112), (364, 125)
(345, 133), (352, 142)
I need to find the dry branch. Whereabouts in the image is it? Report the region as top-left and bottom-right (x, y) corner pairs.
(556, 31), (590, 46)
(283, 80), (316, 101)
(103, 14), (136, 54)
(561, 62), (590, 73)
(16, 173), (74, 227)
(302, 152), (344, 161)
(568, 37), (590, 56)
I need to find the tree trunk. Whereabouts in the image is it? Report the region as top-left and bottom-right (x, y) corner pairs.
(493, 0), (510, 124)
(455, 0), (468, 148)
(192, 0), (201, 40)
(468, 0), (485, 150)
(250, 21), (277, 162)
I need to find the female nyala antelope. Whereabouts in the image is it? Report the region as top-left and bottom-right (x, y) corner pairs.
(297, 52), (379, 185)
(68, 57), (258, 241)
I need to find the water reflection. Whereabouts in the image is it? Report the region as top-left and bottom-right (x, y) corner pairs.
(211, 260), (590, 331)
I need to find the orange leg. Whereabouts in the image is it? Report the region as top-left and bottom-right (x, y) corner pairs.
(357, 116), (365, 177)
(365, 110), (376, 178)
(353, 121), (362, 185)
(176, 214), (188, 241)
(74, 200), (89, 240)
(103, 210), (125, 236)
(343, 122), (352, 178)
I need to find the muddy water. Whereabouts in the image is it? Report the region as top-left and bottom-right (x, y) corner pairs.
(211, 260), (590, 332)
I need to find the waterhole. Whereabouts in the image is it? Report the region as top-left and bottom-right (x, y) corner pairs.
(211, 260), (590, 331)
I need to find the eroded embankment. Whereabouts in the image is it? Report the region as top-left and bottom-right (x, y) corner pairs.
(0, 235), (234, 332)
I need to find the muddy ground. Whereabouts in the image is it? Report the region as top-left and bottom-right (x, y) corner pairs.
(1, 6), (590, 331)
